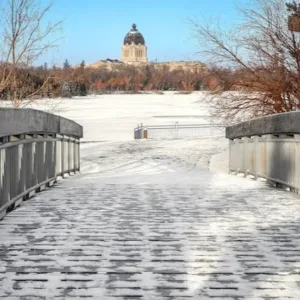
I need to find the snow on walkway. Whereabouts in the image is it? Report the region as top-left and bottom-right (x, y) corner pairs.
(1, 141), (300, 299)
(0, 93), (300, 299)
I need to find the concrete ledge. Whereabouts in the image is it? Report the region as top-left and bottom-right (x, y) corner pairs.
(0, 108), (83, 139)
(226, 111), (300, 139)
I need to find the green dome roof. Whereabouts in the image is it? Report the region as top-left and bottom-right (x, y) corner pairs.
(124, 24), (145, 45)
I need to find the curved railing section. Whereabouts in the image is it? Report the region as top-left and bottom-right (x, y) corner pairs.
(0, 108), (83, 220)
(226, 111), (300, 192)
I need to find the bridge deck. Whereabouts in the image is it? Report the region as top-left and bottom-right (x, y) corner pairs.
(1, 161), (300, 299)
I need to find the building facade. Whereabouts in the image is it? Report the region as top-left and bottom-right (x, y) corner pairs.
(121, 24), (147, 64)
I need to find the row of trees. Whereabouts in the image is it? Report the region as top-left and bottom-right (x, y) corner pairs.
(0, 62), (230, 102)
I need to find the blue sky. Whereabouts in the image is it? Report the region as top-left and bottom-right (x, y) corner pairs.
(40, 0), (246, 66)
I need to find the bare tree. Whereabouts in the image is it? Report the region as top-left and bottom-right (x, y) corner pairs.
(0, 0), (62, 107)
(191, 0), (300, 123)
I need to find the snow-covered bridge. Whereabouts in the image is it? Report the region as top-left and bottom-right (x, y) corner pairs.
(1, 152), (300, 299)
(0, 94), (300, 299)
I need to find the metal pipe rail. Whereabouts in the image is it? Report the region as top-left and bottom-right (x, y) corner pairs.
(226, 111), (300, 192)
(0, 108), (83, 220)
(134, 122), (225, 140)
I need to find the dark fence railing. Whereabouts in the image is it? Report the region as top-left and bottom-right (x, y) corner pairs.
(0, 108), (83, 220)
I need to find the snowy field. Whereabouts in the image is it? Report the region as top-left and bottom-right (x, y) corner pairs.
(23, 92), (229, 174)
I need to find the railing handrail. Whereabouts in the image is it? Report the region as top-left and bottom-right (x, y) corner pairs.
(226, 111), (300, 193)
(134, 122), (225, 140)
(226, 111), (300, 140)
(0, 108), (82, 221)
(135, 123), (224, 131)
(0, 108), (83, 139)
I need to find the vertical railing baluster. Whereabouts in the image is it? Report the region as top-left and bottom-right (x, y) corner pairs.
(254, 136), (259, 180)
(73, 139), (76, 173)
(68, 137), (71, 174)
(77, 140), (80, 172)
(294, 135), (300, 192)
(244, 137), (248, 177)
(61, 136), (65, 177)
(228, 139), (234, 172)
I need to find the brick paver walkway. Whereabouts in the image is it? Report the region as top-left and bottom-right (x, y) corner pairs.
(0, 165), (300, 299)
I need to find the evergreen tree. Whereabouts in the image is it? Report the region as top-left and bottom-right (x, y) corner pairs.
(77, 82), (88, 96)
(60, 82), (72, 98)
(80, 60), (85, 69)
(63, 59), (71, 70)
(143, 65), (152, 89)
(195, 80), (202, 91)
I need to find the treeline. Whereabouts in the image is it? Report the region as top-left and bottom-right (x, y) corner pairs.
(0, 61), (231, 100)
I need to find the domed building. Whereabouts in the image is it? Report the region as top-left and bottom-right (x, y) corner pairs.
(121, 24), (147, 64)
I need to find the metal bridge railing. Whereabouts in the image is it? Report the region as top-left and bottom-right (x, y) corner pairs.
(0, 108), (83, 220)
(226, 111), (300, 192)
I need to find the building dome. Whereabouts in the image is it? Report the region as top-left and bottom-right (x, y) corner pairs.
(123, 24), (145, 45)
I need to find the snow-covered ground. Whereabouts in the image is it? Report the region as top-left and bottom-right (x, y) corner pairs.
(23, 92), (229, 174)
(1, 93), (300, 299)
(29, 92), (214, 141)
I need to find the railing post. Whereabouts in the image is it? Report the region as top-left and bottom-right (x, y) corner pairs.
(175, 121), (179, 139)
(244, 137), (248, 177)
(77, 140), (80, 172)
(0, 148), (9, 219)
(61, 136), (65, 177)
(68, 137), (71, 174)
(294, 134), (300, 192)
(229, 139), (233, 174)
(254, 136), (259, 180)
(73, 139), (76, 173)
(17, 140), (25, 206)
(39, 135), (46, 191)
(32, 136), (38, 195)
(52, 135), (57, 181)
(56, 138), (61, 177)
(141, 123), (144, 139)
